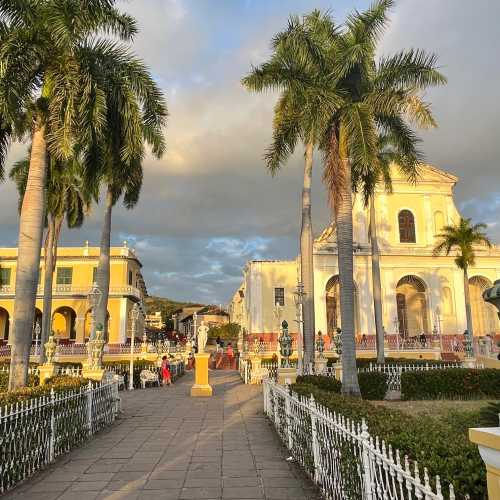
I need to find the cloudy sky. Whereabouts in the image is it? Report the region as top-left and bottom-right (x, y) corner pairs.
(1, 0), (499, 304)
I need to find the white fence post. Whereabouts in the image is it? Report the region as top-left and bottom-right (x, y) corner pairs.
(360, 419), (374, 500)
(309, 394), (321, 484)
(86, 382), (93, 437)
(48, 389), (55, 462)
(285, 391), (293, 450)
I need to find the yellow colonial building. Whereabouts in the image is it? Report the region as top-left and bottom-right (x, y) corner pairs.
(230, 165), (500, 347)
(0, 241), (147, 345)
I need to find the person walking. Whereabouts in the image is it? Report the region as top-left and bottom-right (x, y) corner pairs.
(161, 355), (172, 386)
(226, 343), (234, 369)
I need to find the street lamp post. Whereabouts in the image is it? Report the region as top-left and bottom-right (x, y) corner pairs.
(193, 312), (198, 344)
(87, 283), (103, 367)
(33, 321), (41, 361)
(293, 282), (305, 374)
(129, 303), (140, 391)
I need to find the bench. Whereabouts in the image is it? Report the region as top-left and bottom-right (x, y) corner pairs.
(140, 369), (160, 389)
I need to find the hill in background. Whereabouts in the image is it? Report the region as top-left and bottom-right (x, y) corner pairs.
(144, 296), (205, 323)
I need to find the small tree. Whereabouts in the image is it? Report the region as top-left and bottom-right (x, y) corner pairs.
(433, 218), (491, 337)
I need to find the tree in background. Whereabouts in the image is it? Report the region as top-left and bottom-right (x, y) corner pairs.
(0, 0), (138, 389)
(242, 12), (340, 367)
(208, 323), (241, 343)
(319, 0), (445, 394)
(433, 218), (491, 338)
(10, 156), (89, 361)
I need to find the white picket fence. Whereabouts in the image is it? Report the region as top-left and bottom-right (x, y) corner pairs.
(357, 362), (463, 392)
(263, 378), (458, 500)
(0, 380), (119, 493)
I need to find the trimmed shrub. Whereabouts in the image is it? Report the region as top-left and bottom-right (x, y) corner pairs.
(358, 371), (388, 400)
(0, 372), (39, 392)
(401, 368), (500, 400)
(0, 375), (90, 406)
(293, 382), (486, 498)
(297, 375), (341, 392)
(296, 373), (388, 400)
(479, 401), (500, 427)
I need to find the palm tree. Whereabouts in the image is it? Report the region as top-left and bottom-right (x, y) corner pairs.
(433, 218), (491, 338)
(0, 0), (139, 389)
(320, 0), (446, 394)
(241, 12), (339, 368)
(81, 54), (167, 341)
(10, 156), (89, 362)
(362, 131), (430, 363)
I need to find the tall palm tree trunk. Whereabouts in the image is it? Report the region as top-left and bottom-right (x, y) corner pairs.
(40, 215), (63, 362)
(369, 197), (385, 364)
(9, 123), (47, 390)
(301, 141), (315, 369)
(463, 267), (474, 337)
(95, 186), (113, 341)
(336, 159), (361, 396)
(40, 217), (55, 362)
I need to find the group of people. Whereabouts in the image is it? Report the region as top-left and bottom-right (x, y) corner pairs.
(160, 355), (173, 386)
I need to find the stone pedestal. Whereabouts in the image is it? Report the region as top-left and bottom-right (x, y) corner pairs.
(463, 357), (477, 368)
(191, 353), (212, 397)
(82, 365), (106, 382)
(315, 357), (327, 375)
(249, 354), (262, 384)
(334, 362), (343, 382)
(277, 367), (297, 385)
(469, 427), (500, 499)
(39, 364), (56, 385)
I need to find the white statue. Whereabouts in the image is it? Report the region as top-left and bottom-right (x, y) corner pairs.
(197, 322), (209, 353)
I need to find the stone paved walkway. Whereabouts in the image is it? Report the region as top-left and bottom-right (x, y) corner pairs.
(5, 371), (320, 500)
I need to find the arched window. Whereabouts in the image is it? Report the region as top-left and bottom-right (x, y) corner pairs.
(398, 210), (416, 243)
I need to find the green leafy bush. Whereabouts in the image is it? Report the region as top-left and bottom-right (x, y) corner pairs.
(297, 375), (341, 392)
(0, 372), (39, 392)
(293, 382), (485, 499)
(479, 401), (500, 427)
(0, 376), (90, 406)
(296, 372), (388, 400)
(401, 368), (500, 400)
(358, 372), (388, 400)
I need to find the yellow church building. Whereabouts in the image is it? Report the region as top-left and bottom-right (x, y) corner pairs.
(0, 241), (147, 345)
(230, 165), (500, 349)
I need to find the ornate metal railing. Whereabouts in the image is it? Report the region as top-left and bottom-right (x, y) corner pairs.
(0, 380), (119, 493)
(0, 284), (142, 299)
(263, 378), (458, 500)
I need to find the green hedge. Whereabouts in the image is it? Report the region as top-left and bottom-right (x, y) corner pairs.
(0, 372), (39, 392)
(296, 372), (388, 400)
(293, 382), (486, 498)
(401, 368), (500, 400)
(0, 375), (91, 406)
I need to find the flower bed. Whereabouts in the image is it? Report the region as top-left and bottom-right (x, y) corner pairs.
(293, 381), (486, 498)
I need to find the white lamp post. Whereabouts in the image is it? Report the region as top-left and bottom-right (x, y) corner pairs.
(87, 283), (103, 341)
(129, 303), (140, 391)
(34, 321), (41, 361)
(293, 282), (305, 374)
(193, 312), (198, 344)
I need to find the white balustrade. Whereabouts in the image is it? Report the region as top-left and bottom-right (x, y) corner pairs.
(0, 380), (119, 493)
(263, 378), (458, 500)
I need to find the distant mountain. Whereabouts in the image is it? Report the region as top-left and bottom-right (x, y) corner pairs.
(144, 296), (205, 322)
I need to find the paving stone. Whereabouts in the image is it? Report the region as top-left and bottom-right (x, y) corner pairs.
(143, 479), (184, 489)
(179, 487), (222, 499)
(8, 372), (315, 500)
(222, 486), (264, 499)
